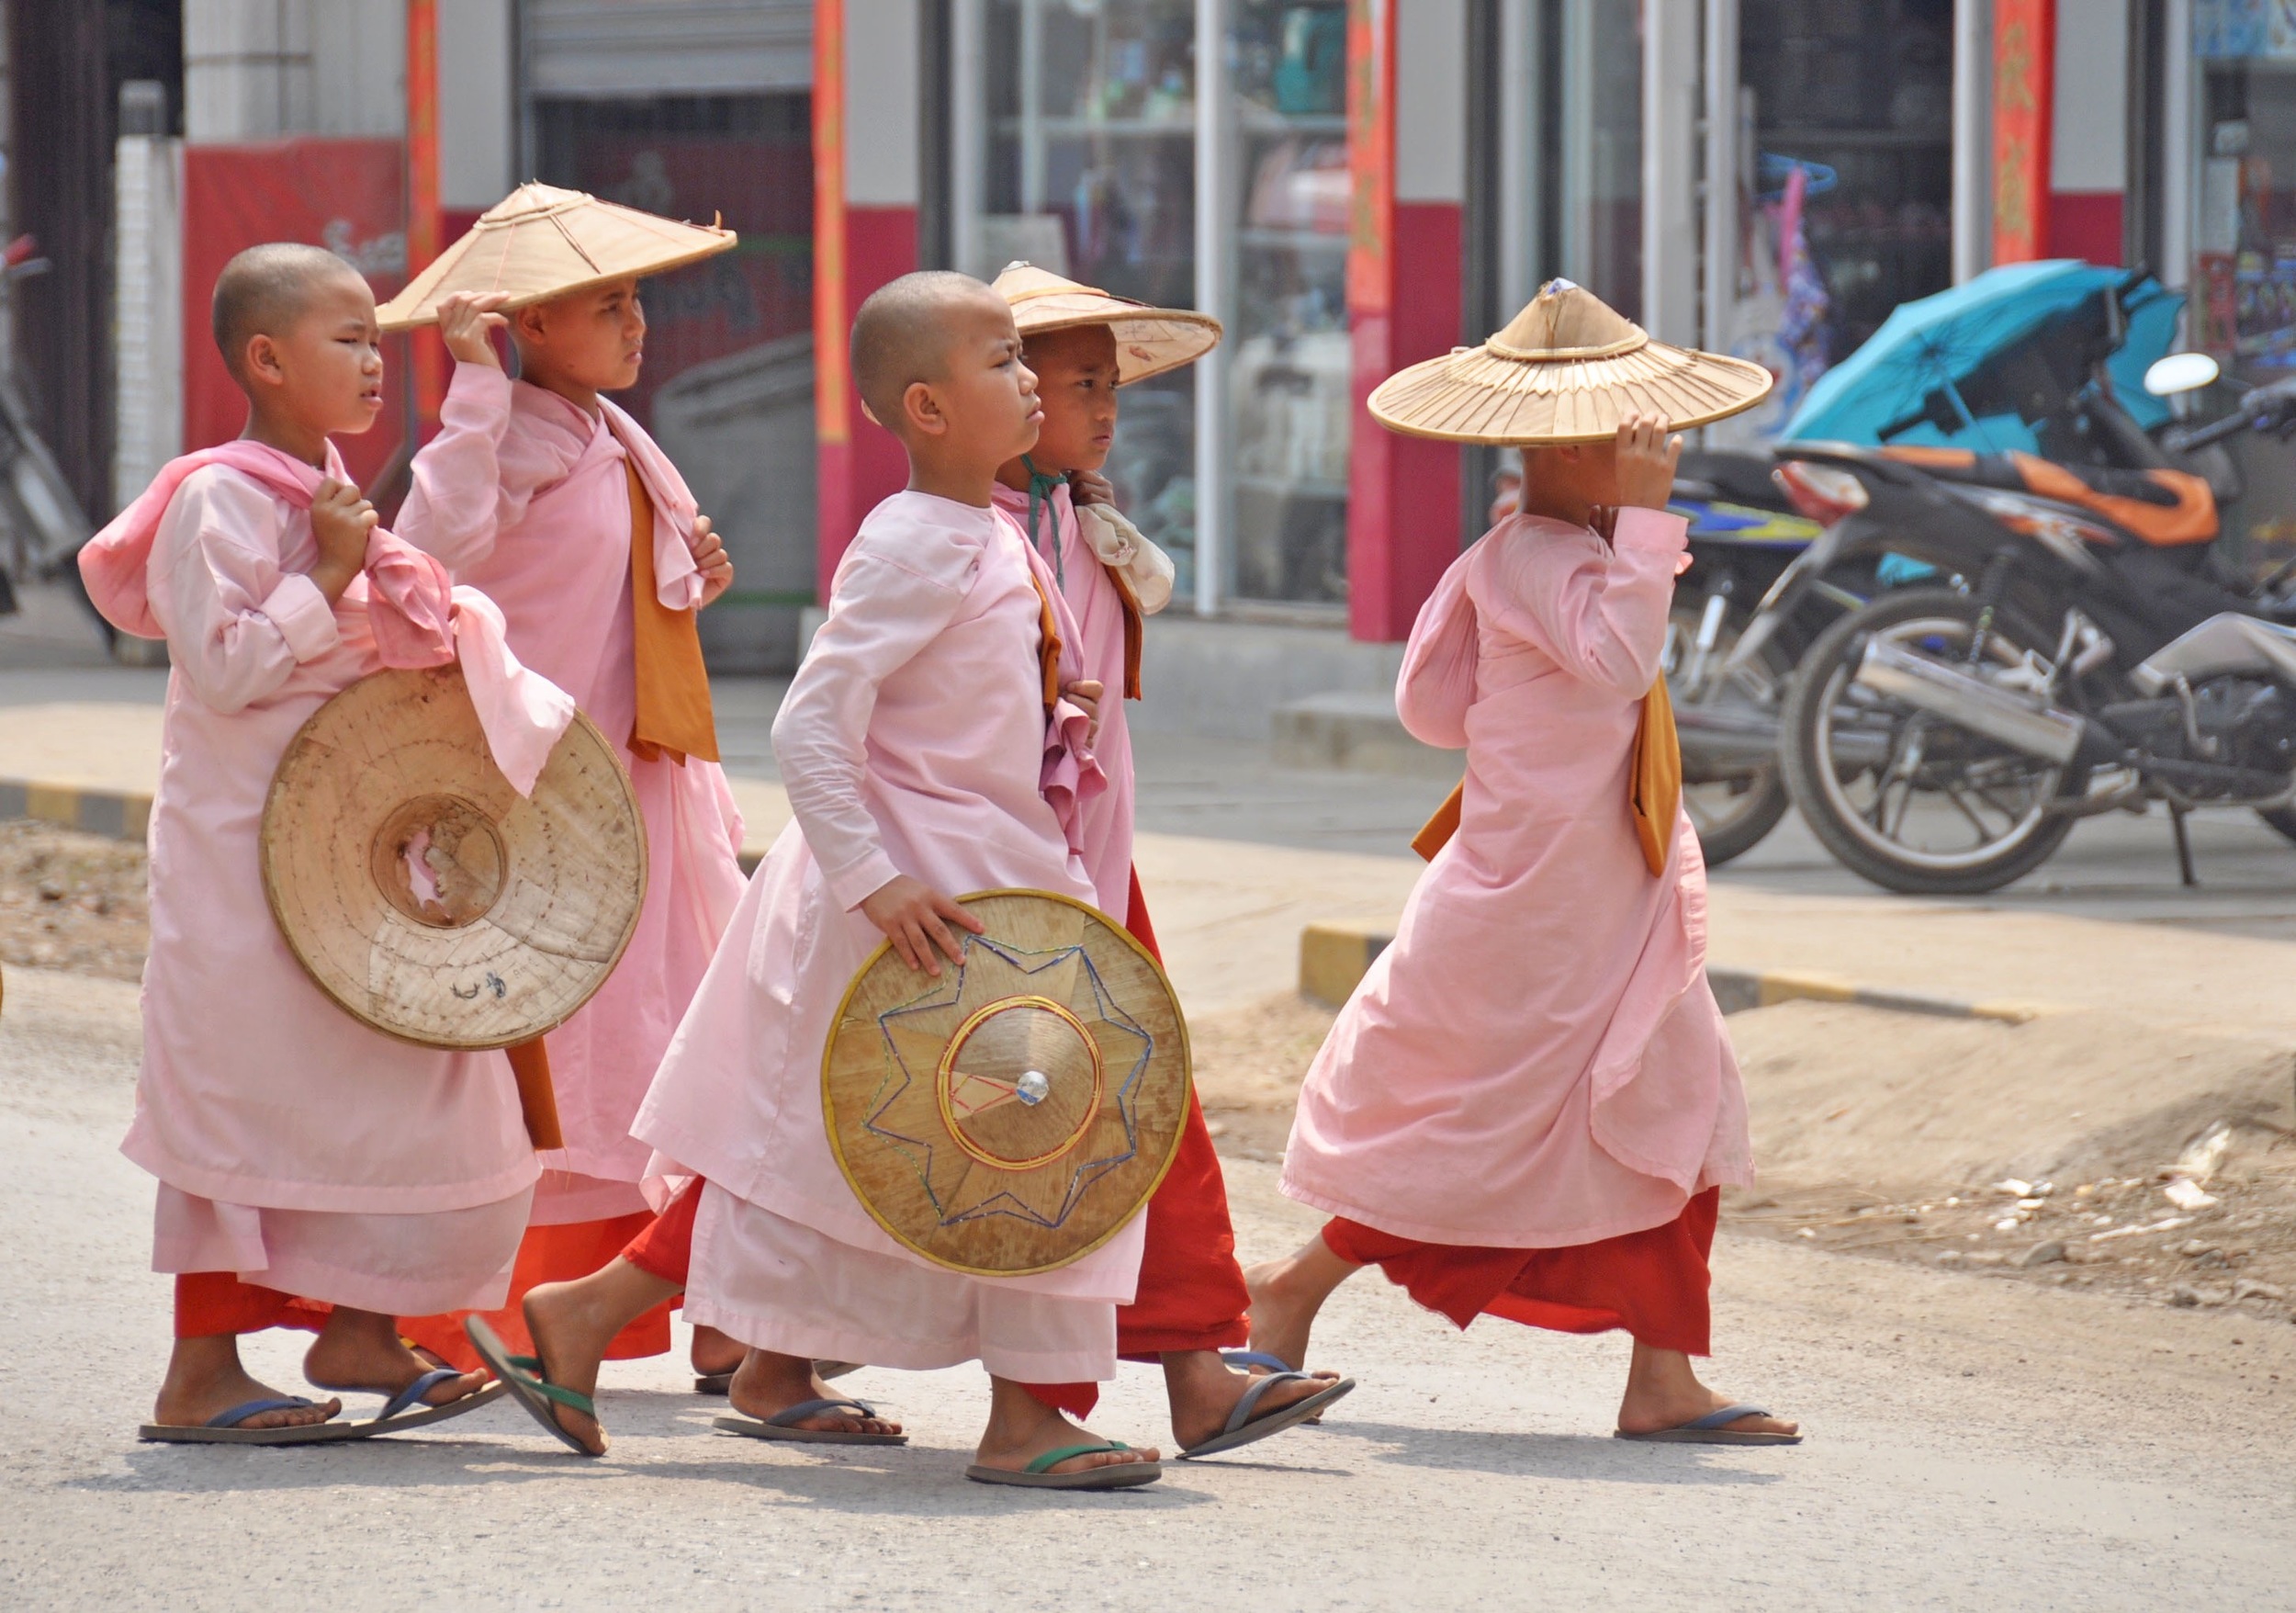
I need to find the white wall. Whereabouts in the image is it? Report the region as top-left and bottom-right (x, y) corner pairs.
(2054, 0), (2129, 194)
(185, 0), (403, 143)
(440, 0), (514, 208)
(1396, 0), (1466, 204)
(847, 0), (919, 208)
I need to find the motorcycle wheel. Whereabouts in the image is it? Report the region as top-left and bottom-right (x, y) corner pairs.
(1667, 601), (1791, 866)
(1781, 586), (2077, 895)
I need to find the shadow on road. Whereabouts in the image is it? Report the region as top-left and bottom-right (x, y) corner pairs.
(1324, 1419), (1787, 1487)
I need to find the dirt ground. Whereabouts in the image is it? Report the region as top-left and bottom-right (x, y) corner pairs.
(0, 821), (148, 983)
(1190, 987), (2296, 1333)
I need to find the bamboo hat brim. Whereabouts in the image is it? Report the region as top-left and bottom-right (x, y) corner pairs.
(993, 262), (1221, 386)
(822, 888), (1191, 1277)
(377, 182), (737, 332)
(1368, 278), (1774, 445)
(261, 665), (647, 1050)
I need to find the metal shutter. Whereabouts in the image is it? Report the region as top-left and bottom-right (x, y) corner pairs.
(523, 0), (812, 97)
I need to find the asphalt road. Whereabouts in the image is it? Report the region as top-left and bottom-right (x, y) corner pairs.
(2, 967), (2291, 1612)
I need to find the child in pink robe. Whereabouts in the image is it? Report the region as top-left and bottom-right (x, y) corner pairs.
(1246, 413), (1800, 1445)
(615, 272), (1162, 1489)
(988, 312), (1349, 1455)
(86, 245), (542, 1442)
(390, 283), (748, 1382)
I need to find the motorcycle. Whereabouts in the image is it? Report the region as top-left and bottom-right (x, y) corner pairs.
(1761, 353), (2296, 895)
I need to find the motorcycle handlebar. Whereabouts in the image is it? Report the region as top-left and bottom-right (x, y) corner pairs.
(2164, 374), (2296, 452)
(2165, 410), (2257, 451)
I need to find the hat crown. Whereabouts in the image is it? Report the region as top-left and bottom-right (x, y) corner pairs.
(1488, 279), (1649, 362)
(479, 181), (591, 226)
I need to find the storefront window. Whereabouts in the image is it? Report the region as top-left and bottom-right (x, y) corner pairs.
(984, 0), (1202, 591)
(1222, 0), (1351, 606)
(2192, 19), (2296, 371)
(1554, 0), (1643, 319)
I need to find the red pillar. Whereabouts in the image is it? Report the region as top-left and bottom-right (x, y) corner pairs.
(1990, 0), (2054, 265)
(1344, 0), (1460, 644)
(812, 0), (917, 601)
(405, 0), (445, 436)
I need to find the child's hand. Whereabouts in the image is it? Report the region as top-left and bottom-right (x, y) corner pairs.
(689, 514), (734, 607)
(1613, 412), (1683, 511)
(1069, 469), (1116, 509)
(308, 479), (378, 604)
(1061, 677), (1104, 743)
(437, 292), (510, 369)
(860, 875), (985, 976)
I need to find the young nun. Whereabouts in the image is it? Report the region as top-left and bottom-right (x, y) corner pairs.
(985, 264), (1352, 1455)
(83, 244), (561, 1442)
(511, 270), (1160, 1490)
(1245, 282), (1802, 1446)
(383, 186), (749, 1388)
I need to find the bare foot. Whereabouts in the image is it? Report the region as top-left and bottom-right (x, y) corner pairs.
(1162, 1348), (1339, 1449)
(304, 1309), (489, 1410)
(975, 1376), (1157, 1477)
(729, 1349), (903, 1437)
(153, 1336), (341, 1431)
(1243, 1235), (1359, 1376)
(1616, 1343), (1799, 1438)
(690, 1324), (744, 1380)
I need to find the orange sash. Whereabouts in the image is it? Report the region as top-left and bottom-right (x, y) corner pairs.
(1028, 570), (1064, 714)
(625, 459), (720, 765)
(1106, 563), (1145, 700)
(506, 1037), (564, 1150)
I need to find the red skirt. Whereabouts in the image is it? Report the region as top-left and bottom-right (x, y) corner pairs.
(1322, 1188), (1721, 1356)
(398, 1211), (676, 1370)
(174, 1274), (332, 1339)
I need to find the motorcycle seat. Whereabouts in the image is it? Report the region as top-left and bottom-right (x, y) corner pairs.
(1875, 445), (2217, 547)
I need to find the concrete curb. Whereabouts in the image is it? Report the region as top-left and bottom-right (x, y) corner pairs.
(1299, 919), (2051, 1023)
(0, 778), (151, 842)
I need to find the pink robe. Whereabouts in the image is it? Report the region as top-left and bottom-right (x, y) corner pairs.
(397, 364), (747, 1222)
(1281, 508), (1753, 1249)
(991, 479), (1135, 919)
(102, 445), (539, 1314)
(634, 491), (1141, 1382)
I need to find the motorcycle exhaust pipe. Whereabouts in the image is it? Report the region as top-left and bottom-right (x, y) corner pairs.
(1851, 638), (2087, 766)
(1672, 705), (1781, 767)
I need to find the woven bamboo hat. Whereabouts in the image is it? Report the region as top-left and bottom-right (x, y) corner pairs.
(824, 889), (1190, 1276)
(260, 665), (647, 1050)
(1368, 278), (1773, 445)
(376, 182), (737, 331)
(992, 262), (1221, 385)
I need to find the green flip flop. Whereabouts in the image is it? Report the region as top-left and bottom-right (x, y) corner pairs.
(965, 1440), (1162, 1491)
(465, 1316), (601, 1457)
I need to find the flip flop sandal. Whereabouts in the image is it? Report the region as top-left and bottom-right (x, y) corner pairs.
(1615, 1404), (1803, 1446)
(1179, 1371), (1356, 1460)
(1221, 1350), (1340, 1424)
(966, 1441), (1162, 1491)
(305, 1368), (510, 1437)
(139, 1395), (376, 1446)
(693, 1359), (860, 1396)
(465, 1316), (602, 1457)
(713, 1397), (907, 1446)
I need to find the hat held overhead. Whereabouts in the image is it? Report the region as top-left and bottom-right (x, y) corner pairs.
(1368, 278), (1773, 446)
(377, 182), (737, 332)
(990, 261), (1221, 385)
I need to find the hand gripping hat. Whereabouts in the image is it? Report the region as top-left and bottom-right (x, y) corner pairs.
(1368, 278), (1773, 445)
(376, 182), (737, 331)
(261, 665), (647, 1049)
(824, 889), (1191, 1276)
(991, 262), (1222, 385)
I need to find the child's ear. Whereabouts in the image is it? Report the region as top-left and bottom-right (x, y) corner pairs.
(901, 379), (945, 438)
(243, 333), (285, 388)
(858, 400), (882, 427)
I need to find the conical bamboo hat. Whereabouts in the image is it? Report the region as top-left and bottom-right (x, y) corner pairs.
(823, 889), (1191, 1276)
(1368, 278), (1773, 445)
(377, 182), (737, 331)
(260, 664), (647, 1050)
(993, 262), (1221, 386)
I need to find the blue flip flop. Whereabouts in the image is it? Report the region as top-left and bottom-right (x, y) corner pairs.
(139, 1394), (373, 1446)
(713, 1397), (906, 1446)
(1220, 1350), (1298, 1374)
(465, 1316), (602, 1457)
(1615, 1404), (1803, 1445)
(1180, 1370), (1356, 1460)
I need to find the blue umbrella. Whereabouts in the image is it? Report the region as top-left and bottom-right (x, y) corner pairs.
(1782, 260), (2178, 450)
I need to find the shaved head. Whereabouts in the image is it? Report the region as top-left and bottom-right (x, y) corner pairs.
(850, 270), (1007, 431)
(211, 243), (365, 380)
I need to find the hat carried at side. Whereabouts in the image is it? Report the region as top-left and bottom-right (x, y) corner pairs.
(377, 182), (737, 332)
(261, 664), (647, 1049)
(992, 262), (1221, 386)
(1368, 278), (1773, 445)
(823, 889), (1191, 1276)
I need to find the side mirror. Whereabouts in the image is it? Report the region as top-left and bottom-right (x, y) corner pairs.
(2145, 352), (2222, 397)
